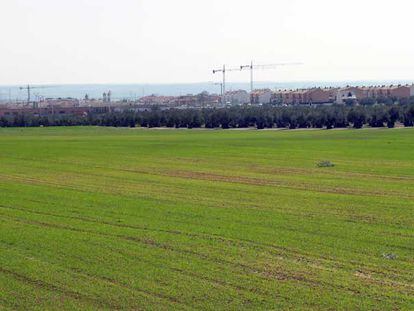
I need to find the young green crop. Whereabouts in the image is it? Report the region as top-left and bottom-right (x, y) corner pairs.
(0, 127), (413, 310)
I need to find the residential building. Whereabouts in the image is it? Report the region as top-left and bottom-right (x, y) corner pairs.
(273, 87), (338, 105)
(225, 90), (250, 104)
(251, 89), (272, 104)
(138, 95), (175, 105)
(0, 107), (92, 118)
(336, 84), (414, 103)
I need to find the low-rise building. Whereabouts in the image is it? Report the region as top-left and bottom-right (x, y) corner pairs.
(171, 95), (198, 107)
(225, 90), (250, 104)
(41, 98), (80, 108)
(308, 88), (338, 104)
(275, 89), (309, 105)
(137, 92), (220, 108)
(273, 87), (338, 105)
(335, 87), (363, 104)
(251, 89), (272, 104)
(369, 84), (413, 99)
(138, 95), (175, 105)
(0, 107), (92, 118)
(336, 84), (414, 103)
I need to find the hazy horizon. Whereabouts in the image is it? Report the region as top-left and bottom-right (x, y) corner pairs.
(2, 80), (413, 101)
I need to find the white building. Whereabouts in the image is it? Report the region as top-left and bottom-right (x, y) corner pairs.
(225, 90), (250, 104)
(251, 89), (272, 104)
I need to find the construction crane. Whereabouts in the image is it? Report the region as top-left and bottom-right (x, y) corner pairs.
(19, 85), (56, 108)
(212, 65), (240, 105)
(240, 61), (303, 93)
(213, 82), (223, 98)
(33, 93), (45, 103)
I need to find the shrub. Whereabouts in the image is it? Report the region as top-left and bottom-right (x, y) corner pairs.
(317, 161), (335, 168)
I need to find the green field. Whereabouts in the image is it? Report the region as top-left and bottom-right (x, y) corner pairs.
(0, 127), (413, 310)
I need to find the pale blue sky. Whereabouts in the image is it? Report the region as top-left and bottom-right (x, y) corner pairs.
(0, 0), (413, 84)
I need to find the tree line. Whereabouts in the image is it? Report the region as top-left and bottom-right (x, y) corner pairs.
(1, 102), (414, 130)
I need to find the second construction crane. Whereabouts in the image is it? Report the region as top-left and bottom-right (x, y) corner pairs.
(19, 85), (57, 108)
(212, 65), (240, 105)
(240, 61), (303, 92)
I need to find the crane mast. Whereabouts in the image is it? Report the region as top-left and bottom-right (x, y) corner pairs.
(240, 61), (303, 93)
(212, 65), (240, 105)
(19, 85), (56, 108)
(19, 85), (32, 105)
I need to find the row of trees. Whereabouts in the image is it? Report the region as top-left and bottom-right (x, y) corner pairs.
(1, 103), (414, 129)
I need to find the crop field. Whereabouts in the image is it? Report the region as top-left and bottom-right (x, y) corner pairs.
(0, 127), (413, 310)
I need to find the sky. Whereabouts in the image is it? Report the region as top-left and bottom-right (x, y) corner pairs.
(0, 0), (413, 85)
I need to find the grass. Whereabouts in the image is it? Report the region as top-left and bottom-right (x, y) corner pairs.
(0, 126), (413, 310)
